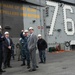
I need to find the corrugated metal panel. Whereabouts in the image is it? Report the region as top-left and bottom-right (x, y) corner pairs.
(0, 1), (24, 38)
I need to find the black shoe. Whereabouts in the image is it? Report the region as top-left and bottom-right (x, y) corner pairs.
(36, 66), (39, 68)
(27, 66), (30, 69)
(43, 61), (46, 64)
(29, 69), (36, 72)
(18, 59), (20, 61)
(0, 69), (6, 73)
(0, 72), (2, 74)
(8, 66), (12, 68)
(39, 61), (43, 63)
(21, 64), (25, 66)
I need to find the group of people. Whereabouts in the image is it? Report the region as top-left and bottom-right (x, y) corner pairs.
(18, 27), (47, 72)
(0, 26), (47, 73)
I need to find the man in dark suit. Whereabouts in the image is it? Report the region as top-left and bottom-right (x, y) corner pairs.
(0, 25), (6, 73)
(3, 31), (13, 69)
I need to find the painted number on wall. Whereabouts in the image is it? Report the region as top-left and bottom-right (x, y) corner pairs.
(46, 1), (75, 35)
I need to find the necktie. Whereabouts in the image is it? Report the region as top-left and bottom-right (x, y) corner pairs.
(7, 38), (10, 46)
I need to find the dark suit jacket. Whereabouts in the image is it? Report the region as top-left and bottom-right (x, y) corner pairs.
(3, 37), (13, 53)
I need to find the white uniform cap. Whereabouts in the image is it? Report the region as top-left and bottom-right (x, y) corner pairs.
(29, 27), (34, 30)
(38, 34), (42, 37)
(0, 25), (2, 29)
(24, 30), (28, 33)
(4, 31), (9, 35)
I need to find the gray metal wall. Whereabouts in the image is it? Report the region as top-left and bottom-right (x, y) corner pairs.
(22, 4), (45, 38)
(46, 1), (75, 48)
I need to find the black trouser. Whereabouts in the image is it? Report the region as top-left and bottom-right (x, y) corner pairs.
(4, 50), (11, 67)
(0, 51), (3, 70)
(21, 50), (26, 65)
(25, 51), (30, 67)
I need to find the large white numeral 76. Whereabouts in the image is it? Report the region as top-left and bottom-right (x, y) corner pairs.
(63, 5), (75, 35)
(46, 1), (58, 35)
